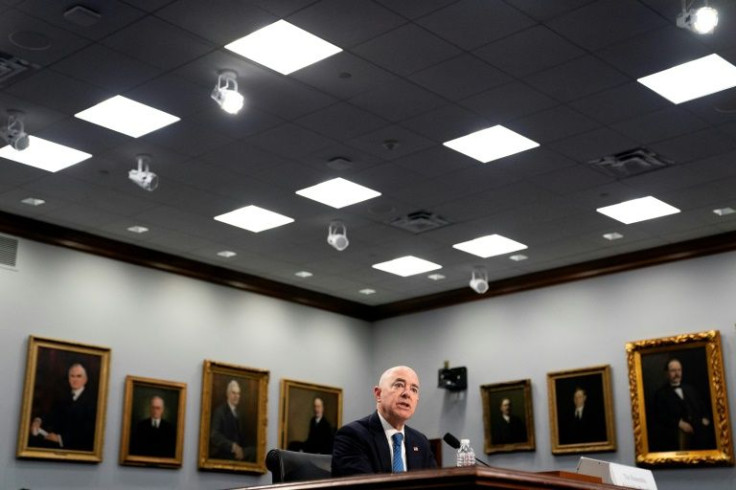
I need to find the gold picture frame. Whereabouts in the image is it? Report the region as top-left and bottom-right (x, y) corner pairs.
(17, 335), (111, 463)
(198, 360), (269, 473)
(480, 379), (535, 454)
(547, 365), (616, 454)
(278, 379), (342, 454)
(119, 375), (187, 468)
(626, 330), (733, 467)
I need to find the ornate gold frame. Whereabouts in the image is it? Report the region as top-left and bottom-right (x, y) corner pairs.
(547, 365), (616, 454)
(278, 378), (342, 451)
(197, 360), (269, 473)
(626, 330), (733, 467)
(119, 375), (187, 468)
(16, 335), (111, 463)
(480, 379), (535, 454)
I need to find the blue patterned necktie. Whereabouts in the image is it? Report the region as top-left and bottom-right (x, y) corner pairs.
(391, 433), (404, 473)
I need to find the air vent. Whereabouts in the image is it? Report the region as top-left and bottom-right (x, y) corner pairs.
(389, 210), (450, 234)
(0, 51), (40, 87)
(0, 234), (18, 269)
(589, 147), (673, 179)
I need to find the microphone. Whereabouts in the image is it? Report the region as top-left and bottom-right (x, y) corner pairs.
(442, 432), (492, 468)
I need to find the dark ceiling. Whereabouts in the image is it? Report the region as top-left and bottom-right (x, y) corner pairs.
(1, 0), (736, 313)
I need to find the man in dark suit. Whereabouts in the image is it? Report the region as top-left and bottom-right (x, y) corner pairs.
(209, 380), (255, 461)
(652, 358), (714, 451)
(558, 387), (606, 445)
(332, 365), (437, 477)
(29, 362), (96, 451)
(303, 396), (334, 454)
(492, 397), (527, 445)
(130, 395), (176, 458)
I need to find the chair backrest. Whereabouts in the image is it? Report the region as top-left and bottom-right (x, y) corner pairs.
(265, 448), (332, 483)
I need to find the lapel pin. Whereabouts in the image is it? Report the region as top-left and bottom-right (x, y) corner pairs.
(413, 446), (419, 452)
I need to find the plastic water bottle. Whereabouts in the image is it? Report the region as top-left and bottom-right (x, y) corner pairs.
(456, 438), (476, 467)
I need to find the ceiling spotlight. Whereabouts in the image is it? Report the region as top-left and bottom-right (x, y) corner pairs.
(211, 70), (244, 115)
(469, 268), (489, 295)
(677, 1), (718, 34)
(129, 154), (159, 191)
(327, 220), (349, 251)
(1, 110), (30, 151)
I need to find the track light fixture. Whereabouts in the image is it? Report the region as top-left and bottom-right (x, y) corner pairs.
(327, 220), (349, 251)
(469, 267), (489, 294)
(677, 0), (718, 34)
(129, 154), (159, 191)
(211, 70), (245, 115)
(1, 110), (30, 151)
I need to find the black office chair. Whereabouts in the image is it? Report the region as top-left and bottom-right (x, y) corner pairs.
(265, 448), (332, 483)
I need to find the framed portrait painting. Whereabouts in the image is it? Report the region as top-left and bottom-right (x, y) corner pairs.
(16, 335), (111, 463)
(626, 330), (733, 467)
(547, 365), (616, 454)
(119, 375), (186, 468)
(198, 360), (269, 473)
(480, 379), (535, 454)
(278, 379), (342, 454)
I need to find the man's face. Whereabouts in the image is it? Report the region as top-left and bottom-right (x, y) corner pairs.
(227, 383), (241, 407)
(313, 398), (324, 418)
(667, 360), (683, 385)
(573, 390), (586, 409)
(375, 367), (419, 428)
(68, 365), (88, 391)
(500, 399), (511, 416)
(150, 397), (164, 419)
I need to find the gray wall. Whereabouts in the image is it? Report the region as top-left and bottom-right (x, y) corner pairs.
(373, 250), (736, 490)
(2, 234), (735, 490)
(1, 237), (374, 489)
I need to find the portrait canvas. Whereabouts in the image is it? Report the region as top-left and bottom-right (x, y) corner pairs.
(480, 379), (535, 454)
(119, 376), (186, 468)
(198, 360), (269, 473)
(278, 379), (342, 454)
(626, 330), (733, 467)
(16, 335), (110, 463)
(547, 365), (616, 454)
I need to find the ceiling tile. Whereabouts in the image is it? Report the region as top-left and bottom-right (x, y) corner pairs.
(508, 105), (600, 143)
(102, 16), (214, 70)
(547, 0), (668, 51)
(409, 54), (511, 101)
(611, 107), (709, 145)
(460, 82), (557, 123)
(550, 127), (639, 162)
(5, 69), (107, 114)
(287, 0), (406, 48)
(474, 25), (585, 78)
(52, 44), (161, 92)
(291, 52), (395, 100)
(526, 55), (628, 102)
(503, 0), (597, 21)
(570, 82), (670, 124)
(345, 124), (435, 161)
(156, 0), (277, 45)
(244, 123), (334, 159)
(416, 0), (535, 50)
(352, 23), (461, 76)
(349, 77), (445, 122)
(295, 102), (388, 141)
(0, 8), (90, 66)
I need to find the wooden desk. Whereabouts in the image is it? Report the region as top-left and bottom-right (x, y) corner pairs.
(237, 466), (628, 489)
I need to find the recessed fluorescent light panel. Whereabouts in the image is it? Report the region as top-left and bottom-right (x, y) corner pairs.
(225, 20), (342, 75)
(294, 271), (313, 278)
(443, 125), (539, 163)
(509, 254), (527, 262)
(713, 207), (735, 216)
(359, 288), (376, 295)
(603, 232), (624, 241)
(372, 255), (442, 277)
(453, 234), (527, 258)
(217, 250), (237, 258)
(214, 205), (294, 233)
(597, 196), (680, 224)
(75, 95), (180, 137)
(637, 54), (736, 104)
(296, 177), (381, 208)
(127, 225), (149, 234)
(0, 136), (91, 172)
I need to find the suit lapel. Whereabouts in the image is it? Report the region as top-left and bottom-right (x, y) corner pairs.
(404, 430), (423, 470)
(369, 412), (392, 472)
